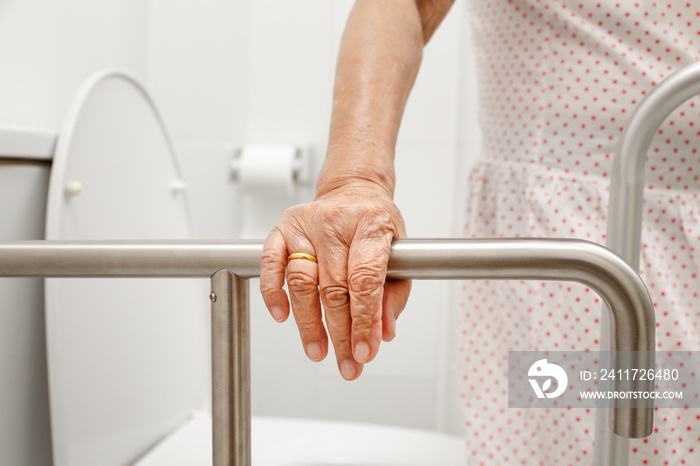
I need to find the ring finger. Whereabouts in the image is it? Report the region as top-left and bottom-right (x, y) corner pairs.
(285, 246), (328, 362)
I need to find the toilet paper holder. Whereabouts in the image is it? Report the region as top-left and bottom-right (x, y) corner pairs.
(229, 144), (312, 185)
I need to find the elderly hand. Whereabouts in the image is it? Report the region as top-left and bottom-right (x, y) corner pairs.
(257, 0), (454, 380)
(260, 182), (411, 381)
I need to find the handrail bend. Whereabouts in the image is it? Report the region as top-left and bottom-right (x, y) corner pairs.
(596, 60), (700, 466)
(609, 60), (700, 264)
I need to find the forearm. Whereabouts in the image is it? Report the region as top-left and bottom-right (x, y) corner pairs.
(317, 1), (425, 199)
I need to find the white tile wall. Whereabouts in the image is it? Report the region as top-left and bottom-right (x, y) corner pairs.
(0, 0), (53, 127)
(48, 0), (148, 124)
(246, 0), (335, 144)
(148, 0), (249, 143)
(0, 0), (148, 129)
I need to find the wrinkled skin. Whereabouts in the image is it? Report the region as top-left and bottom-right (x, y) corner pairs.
(260, 184), (411, 380)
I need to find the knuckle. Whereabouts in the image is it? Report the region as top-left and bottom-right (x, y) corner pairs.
(348, 267), (384, 298)
(320, 284), (349, 311)
(286, 269), (317, 292)
(259, 282), (277, 296)
(261, 247), (285, 270)
(352, 312), (381, 333)
(295, 319), (320, 336)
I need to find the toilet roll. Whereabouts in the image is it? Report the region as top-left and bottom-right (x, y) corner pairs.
(235, 145), (298, 199)
(234, 144), (304, 238)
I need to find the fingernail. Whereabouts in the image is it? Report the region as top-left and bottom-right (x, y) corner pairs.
(306, 342), (323, 361)
(270, 307), (285, 322)
(392, 318), (397, 336)
(340, 360), (357, 380)
(354, 341), (370, 363)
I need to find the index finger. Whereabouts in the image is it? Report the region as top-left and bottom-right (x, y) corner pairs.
(260, 227), (290, 323)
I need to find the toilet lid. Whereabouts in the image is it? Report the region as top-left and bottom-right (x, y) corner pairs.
(45, 70), (210, 466)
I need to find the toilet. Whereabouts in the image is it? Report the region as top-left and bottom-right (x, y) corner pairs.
(0, 69), (209, 466)
(0, 126), (55, 465)
(0, 69), (467, 466)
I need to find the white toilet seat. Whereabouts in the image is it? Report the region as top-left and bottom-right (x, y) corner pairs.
(44, 69), (210, 466)
(135, 413), (468, 466)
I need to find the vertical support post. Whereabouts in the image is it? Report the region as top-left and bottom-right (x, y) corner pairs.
(210, 269), (250, 466)
(593, 310), (630, 466)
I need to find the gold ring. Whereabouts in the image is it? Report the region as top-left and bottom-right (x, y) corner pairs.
(288, 252), (317, 263)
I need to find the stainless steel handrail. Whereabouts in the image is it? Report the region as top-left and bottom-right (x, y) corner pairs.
(608, 60), (700, 263)
(0, 238), (654, 464)
(595, 60), (700, 466)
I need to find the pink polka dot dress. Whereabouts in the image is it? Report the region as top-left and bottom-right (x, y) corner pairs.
(458, 1), (700, 464)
